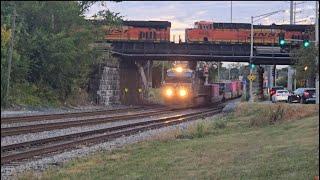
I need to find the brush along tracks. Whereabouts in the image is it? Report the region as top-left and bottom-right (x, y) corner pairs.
(1, 106), (223, 165)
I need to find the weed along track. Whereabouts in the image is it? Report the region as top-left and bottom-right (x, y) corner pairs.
(1, 106), (223, 165)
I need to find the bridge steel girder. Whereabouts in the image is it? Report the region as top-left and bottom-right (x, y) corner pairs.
(110, 52), (294, 65)
(97, 41), (296, 65)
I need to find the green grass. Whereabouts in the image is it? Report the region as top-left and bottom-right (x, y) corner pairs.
(4, 83), (61, 108)
(19, 104), (319, 180)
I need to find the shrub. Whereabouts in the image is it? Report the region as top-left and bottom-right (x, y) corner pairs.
(235, 103), (319, 128)
(176, 122), (211, 139)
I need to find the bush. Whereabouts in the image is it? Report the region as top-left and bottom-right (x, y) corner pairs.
(7, 83), (60, 108)
(176, 122), (211, 139)
(235, 103), (319, 128)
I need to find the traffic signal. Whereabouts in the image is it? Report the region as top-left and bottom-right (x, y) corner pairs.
(249, 63), (255, 69)
(278, 32), (286, 47)
(303, 39), (310, 48)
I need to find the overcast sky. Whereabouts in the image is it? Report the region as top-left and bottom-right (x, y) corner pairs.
(85, 1), (317, 68)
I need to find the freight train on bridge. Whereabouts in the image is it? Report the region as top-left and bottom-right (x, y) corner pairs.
(102, 20), (314, 46)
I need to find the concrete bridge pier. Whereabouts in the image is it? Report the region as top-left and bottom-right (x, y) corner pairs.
(118, 59), (143, 105)
(147, 60), (153, 88)
(135, 60), (154, 103)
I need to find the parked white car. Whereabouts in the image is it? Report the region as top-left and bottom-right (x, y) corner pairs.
(272, 90), (290, 103)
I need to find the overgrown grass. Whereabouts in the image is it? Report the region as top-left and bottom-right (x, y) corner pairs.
(2, 83), (92, 109)
(147, 88), (163, 104)
(6, 83), (61, 108)
(235, 103), (319, 127)
(18, 103), (319, 179)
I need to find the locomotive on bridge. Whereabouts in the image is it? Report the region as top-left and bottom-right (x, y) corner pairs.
(104, 21), (171, 42)
(102, 20), (313, 46)
(185, 21), (314, 45)
(161, 61), (243, 107)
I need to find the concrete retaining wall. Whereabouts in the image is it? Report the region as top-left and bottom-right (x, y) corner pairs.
(97, 66), (121, 105)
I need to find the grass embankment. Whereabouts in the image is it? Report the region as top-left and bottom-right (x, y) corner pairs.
(20, 103), (319, 180)
(147, 88), (163, 104)
(2, 83), (91, 109)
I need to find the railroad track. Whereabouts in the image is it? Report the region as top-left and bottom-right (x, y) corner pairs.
(1, 105), (163, 124)
(1, 107), (181, 136)
(1, 106), (223, 165)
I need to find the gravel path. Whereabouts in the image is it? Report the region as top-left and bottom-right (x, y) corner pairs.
(1, 109), (196, 147)
(1, 112), (223, 180)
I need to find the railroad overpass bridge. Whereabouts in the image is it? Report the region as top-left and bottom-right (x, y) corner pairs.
(94, 41), (298, 105)
(96, 41), (296, 65)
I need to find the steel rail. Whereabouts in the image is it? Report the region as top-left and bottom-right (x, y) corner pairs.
(1, 105), (162, 124)
(1, 107), (145, 124)
(1, 107), (222, 165)
(1, 107), (177, 136)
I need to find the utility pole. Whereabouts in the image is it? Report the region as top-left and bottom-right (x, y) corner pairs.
(5, 5), (16, 107)
(294, 2), (296, 24)
(249, 16), (254, 102)
(316, 1), (319, 104)
(231, 1), (233, 23)
(287, 1), (294, 91)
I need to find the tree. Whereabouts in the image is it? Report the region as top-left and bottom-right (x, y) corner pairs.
(1, 1), (123, 107)
(292, 45), (319, 88)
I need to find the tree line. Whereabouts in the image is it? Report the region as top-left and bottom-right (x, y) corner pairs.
(1, 1), (122, 108)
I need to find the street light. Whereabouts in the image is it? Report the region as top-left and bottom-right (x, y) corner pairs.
(249, 9), (286, 102)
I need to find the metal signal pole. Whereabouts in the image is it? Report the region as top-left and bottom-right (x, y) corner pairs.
(316, 1), (319, 104)
(287, 1), (294, 91)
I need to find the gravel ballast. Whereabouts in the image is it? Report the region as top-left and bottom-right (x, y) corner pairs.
(1, 109), (196, 147)
(1, 113), (223, 180)
(1, 105), (139, 118)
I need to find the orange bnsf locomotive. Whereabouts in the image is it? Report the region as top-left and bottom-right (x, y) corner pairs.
(100, 20), (313, 46)
(185, 21), (314, 45)
(105, 21), (171, 42)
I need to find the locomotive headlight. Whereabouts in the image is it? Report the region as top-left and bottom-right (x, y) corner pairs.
(179, 88), (187, 97)
(175, 66), (183, 73)
(166, 88), (173, 97)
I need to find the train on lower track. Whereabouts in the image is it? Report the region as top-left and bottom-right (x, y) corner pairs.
(161, 62), (243, 107)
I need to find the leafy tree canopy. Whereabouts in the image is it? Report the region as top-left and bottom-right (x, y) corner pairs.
(1, 1), (123, 107)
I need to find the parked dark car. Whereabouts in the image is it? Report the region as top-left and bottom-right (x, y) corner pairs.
(269, 86), (284, 100)
(288, 88), (316, 104)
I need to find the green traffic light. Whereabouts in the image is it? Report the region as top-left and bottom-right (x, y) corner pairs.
(303, 41), (310, 48)
(279, 39), (286, 45)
